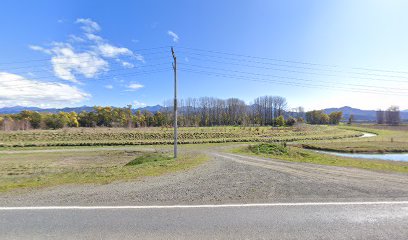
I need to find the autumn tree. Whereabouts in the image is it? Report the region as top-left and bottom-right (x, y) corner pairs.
(328, 111), (343, 125)
(306, 110), (335, 125)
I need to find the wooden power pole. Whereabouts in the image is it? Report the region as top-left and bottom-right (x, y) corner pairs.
(171, 47), (178, 159)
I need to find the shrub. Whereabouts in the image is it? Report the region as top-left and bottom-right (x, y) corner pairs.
(276, 115), (285, 127)
(44, 114), (65, 129)
(125, 153), (172, 166)
(286, 117), (296, 126)
(249, 143), (288, 155)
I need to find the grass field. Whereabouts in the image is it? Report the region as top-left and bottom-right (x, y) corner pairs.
(0, 125), (360, 148)
(0, 147), (208, 193)
(233, 143), (408, 173)
(1, 124), (406, 193)
(299, 125), (408, 153)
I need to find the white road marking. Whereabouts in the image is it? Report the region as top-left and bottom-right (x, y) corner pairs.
(1, 201), (408, 210)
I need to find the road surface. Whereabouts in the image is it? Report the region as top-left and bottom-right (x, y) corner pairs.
(1, 202), (408, 239)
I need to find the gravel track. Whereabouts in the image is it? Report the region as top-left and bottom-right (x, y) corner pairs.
(1, 146), (407, 206)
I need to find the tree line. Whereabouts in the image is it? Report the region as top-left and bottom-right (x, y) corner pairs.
(0, 95), (345, 130)
(376, 106), (401, 125)
(305, 110), (343, 125)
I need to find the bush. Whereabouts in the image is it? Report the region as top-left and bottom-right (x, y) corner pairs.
(276, 115), (285, 127)
(249, 143), (288, 155)
(286, 117), (296, 126)
(44, 114), (65, 129)
(125, 153), (172, 166)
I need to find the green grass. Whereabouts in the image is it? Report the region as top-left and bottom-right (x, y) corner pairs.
(248, 143), (288, 155)
(0, 125), (360, 148)
(125, 153), (173, 166)
(233, 143), (408, 173)
(298, 125), (408, 153)
(0, 149), (208, 193)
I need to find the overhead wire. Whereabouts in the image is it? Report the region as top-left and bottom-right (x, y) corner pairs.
(179, 67), (408, 96)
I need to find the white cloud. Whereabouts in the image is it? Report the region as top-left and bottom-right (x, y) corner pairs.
(29, 45), (51, 54)
(68, 34), (85, 43)
(132, 100), (147, 108)
(97, 43), (132, 58)
(167, 31), (179, 42)
(0, 72), (89, 107)
(47, 43), (108, 82)
(127, 83), (144, 91)
(85, 33), (103, 42)
(121, 61), (134, 68)
(104, 84), (113, 89)
(76, 18), (101, 33)
(29, 18), (143, 83)
(133, 54), (145, 62)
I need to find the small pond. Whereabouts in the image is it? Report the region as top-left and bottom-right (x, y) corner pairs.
(317, 151), (408, 162)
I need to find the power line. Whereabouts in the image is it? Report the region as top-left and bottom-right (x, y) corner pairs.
(180, 63), (408, 91)
(0, 46), (170, 65)
(0, 62), (170, 82)
(0, 55), (170, 72)
(178, 50), (408, 80)
(180, 67), (408, 96)
(178, 46), (408, 76)
(182, 68), (407, 96)
(0, 68), (172, 91)
(182, 56), (408, 84)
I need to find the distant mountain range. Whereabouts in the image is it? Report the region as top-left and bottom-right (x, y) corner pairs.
(0, 105), (162, 114)
(0, 105), (407, 121)
(323, 106), (408, 122)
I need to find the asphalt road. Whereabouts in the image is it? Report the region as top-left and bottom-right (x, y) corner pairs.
(1, 202), (408, 240)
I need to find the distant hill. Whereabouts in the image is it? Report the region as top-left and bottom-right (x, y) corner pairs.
(323, 106), (408, 122)
(0, 105), (164, 114)
(1, 105), (407, 121)
(0, 106), (44, 114)
(134, 105), (162, 113)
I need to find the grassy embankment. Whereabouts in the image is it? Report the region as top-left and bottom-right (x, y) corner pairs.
(233, 142), (408, 173)
(300, 125), (408, 153)
(0, 125), (360, 148)
(0, 149), (208, 193)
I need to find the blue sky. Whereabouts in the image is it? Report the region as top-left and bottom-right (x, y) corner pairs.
(0, 0), (408, 110)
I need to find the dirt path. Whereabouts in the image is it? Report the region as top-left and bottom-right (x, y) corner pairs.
(1, 146), (407, 206)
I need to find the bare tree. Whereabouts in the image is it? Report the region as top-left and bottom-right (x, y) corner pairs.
(385, 106), (401, 125)
(376, 109), (385, 124)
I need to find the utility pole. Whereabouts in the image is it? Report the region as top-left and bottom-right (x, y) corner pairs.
(172, 47), (178, 159)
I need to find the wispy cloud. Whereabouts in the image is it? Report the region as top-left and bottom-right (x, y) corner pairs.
(120, 61), (134, 68)
(29, 18), (143, 83)
(126, 83), (144, 91)
(0, 72), (89, 107)
(97, 43), (132, 58)
(132, 100), (147, 108)
(29, 45), (51, 54)
(76, 18), (101, 33)
(167, 30), (179, 42)
(104, 84), (113, 89)
(68, 34), (85, 43)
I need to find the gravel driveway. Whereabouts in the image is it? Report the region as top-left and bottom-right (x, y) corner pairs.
(1, 147), (407, 206)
